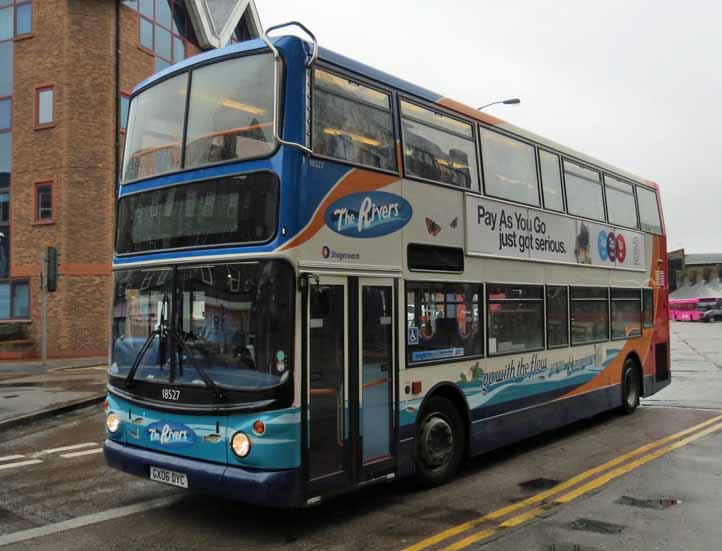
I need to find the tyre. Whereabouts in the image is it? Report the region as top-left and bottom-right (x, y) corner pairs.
(415, 396), (465, 487)
(703, 317), (710, 323)
(716, 316), (722, 322)
(621, 359), (641, 414)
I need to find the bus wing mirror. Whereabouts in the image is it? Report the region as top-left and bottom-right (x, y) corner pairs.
(260, 22), (318, 156)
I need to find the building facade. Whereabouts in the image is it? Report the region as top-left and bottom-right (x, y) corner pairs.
(668, 249), (722, 299)
(0, 0), (260, 360)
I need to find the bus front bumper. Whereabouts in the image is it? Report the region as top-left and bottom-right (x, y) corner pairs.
(103, 439), (304, 508)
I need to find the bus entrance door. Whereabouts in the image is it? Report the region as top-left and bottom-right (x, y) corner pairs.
(306, 276), (349, 496)
(305, 275), (397, 501)
(358, 278), (395, 482)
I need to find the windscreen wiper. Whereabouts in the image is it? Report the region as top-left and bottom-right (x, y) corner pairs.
(170, 329), (225, 400)
(124, 329), (160, 388)
(125, 291), (169, 388)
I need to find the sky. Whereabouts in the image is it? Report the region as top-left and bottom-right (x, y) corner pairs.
(256, 0), (721, 253)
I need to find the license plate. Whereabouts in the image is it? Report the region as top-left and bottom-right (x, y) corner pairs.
(149, 466), (188, 489)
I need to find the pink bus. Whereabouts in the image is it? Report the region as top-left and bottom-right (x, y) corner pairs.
(669, 298), (720, 321)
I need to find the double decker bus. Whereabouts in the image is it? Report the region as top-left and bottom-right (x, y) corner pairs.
(104, 25), (671, 507)
(668, 298), (701, 321)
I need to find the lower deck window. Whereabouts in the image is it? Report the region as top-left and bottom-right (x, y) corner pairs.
(643, 288), (654, 327)
(546, 286), (568, 347)
(406, 282), (481, 364)
(487, 285), (544, 355)
(611, 288), (641, 339)
(571, 287), (609, 344)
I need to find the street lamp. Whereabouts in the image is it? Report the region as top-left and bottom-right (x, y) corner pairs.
(477, 98), (521, 111)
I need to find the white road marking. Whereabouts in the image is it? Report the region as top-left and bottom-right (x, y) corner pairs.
(0, 496), (180, 547)
(0, 454), (25, 462)
(0, 459), (44, 471)
(59, 448), (103, 459)
(41, 442), (98, 455)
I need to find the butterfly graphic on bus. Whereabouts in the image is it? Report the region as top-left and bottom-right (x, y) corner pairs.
(425, 217), (442, 237)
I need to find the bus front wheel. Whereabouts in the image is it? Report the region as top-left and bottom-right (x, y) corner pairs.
(415, 396), (465, 487)
(621, 359), (641, 414)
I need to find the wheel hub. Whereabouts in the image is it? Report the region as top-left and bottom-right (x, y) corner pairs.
(419, 416), (454, 468)
(625, 370), (638, 406)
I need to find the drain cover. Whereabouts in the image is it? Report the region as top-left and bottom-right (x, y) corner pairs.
(570, 518), (625, 534)
(2, 395), (19, 399)
(519, 477), (560, 491)
(616, 496), (682, 510)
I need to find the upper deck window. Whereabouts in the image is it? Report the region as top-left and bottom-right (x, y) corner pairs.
(605, 175), (638, 229)
(312, 68), (396, 172)
(122, 53), (276, 183)
(636, 185), (662, 234)
(116, 172), (278, 254)
(564, 160), (605, 221)
(480, 128), (539, 206)
(400, 100), (478, 189)
(539, 150), (564, 212)
(122, 72), (188, 181)
(185, 53), (275, 168)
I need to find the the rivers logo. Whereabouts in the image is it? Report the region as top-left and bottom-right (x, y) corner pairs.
(324, 191), (412, 238)
(146, 421), (197, 448)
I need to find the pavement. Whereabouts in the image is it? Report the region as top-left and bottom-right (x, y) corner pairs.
(0, 321), (721, 550)
(0, 357), (107, 431)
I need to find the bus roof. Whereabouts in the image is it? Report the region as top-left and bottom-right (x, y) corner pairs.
(135, 34), (658, 190)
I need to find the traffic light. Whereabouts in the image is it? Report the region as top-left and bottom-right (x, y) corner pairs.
(47, 247), (58, 292)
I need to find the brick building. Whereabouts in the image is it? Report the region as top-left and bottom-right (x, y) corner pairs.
(0, 0), (261, 360)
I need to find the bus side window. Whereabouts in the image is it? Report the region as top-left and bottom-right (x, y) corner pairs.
(399, 100), (478, 190)
(643, 288), (654, 328)
(312, 69), (396, 172)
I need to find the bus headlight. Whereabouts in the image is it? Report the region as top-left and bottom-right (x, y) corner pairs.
(106, 412), (120, 434)
(231, 432), (252, 458)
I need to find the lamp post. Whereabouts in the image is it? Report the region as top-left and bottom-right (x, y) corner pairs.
(477, 98), (521, 111)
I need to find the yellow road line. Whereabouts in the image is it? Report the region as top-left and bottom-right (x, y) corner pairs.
(401, 413), (722, 551)
(437, 419), (722, 551)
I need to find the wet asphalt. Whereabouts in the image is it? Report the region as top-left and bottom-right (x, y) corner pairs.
(1, 321), (721, 551)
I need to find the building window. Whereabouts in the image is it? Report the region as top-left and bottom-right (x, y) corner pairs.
(0, 4), (11, 41)
(611, 288), (641, 339)
(570, 287), (609, 345)
(35, 86), (54, 127)
(0, 1), (31, 40)
(400, 100), (478, 189)
(0, 185), (8, 224)
(546, 285), (568, 348)
(136, 0), (190, 71)
(312, 68), (397, 172)
(539, 149), (564, 212)
(34, 182), (52, 222)
(406, 281), (482, 364)
(14, 1), (30, 36)
(0, 279), (29, 320)
(487, 284), (544, 355)
(119, 94), (130, 131)
(0, 40), (12, 98)
(0, 96), (8, 131)
(564, 160), (605, 222)
(0, 222), (8, 278)
(480, 128), (539, 206)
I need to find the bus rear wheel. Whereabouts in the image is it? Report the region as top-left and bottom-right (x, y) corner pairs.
(415, 396), (465, 487)
(621, 359), (641, 414)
